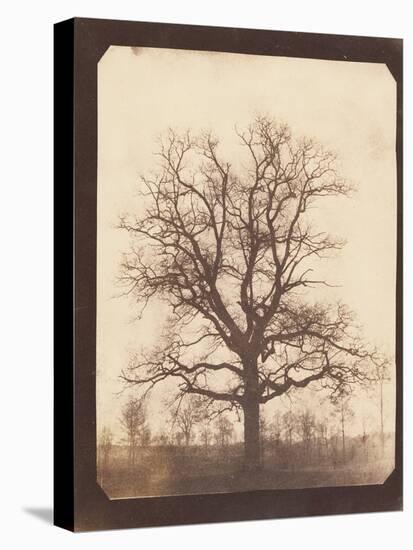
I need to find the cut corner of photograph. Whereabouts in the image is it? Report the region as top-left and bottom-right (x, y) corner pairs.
(54, 16), (402, 532)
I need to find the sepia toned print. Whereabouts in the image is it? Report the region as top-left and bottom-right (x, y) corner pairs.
(96, 46), (396, 499)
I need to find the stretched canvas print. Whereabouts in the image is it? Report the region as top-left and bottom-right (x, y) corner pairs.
(54, 18), (402, 531)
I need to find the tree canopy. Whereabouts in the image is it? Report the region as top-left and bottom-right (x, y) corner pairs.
(118, 116), (386, 467)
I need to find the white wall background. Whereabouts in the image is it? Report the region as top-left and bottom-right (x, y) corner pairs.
(0, 0), (411, 548)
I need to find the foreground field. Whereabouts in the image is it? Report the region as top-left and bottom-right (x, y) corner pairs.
(98, 437), (394, 499)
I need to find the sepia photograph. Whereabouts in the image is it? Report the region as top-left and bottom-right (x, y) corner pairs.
(96, 45), (397, 500)
(2, 0), (409, 543)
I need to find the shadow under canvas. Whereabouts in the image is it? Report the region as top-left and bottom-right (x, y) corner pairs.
(24, 507), (53, 524)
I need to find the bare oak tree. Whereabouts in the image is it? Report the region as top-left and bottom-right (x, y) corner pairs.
(119, 116), (385, 470)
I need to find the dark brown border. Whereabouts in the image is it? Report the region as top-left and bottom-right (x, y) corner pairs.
(54, 17), (403, 532)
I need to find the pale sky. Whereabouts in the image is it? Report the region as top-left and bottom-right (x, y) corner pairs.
(96, 46), (396, 443)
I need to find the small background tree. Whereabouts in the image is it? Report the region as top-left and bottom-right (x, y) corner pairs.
(172, 397), (200, 449)
(299, 409), (315, 461)
(120, 397), (149, 468)
(214, 415), (234, 448)
(331, 395), (354, 463)
(98, 426), (113, 486)
(375, 362), (391, 452)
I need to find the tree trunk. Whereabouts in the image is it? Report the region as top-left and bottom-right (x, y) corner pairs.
(243, 359), (261, 471)
(244, 398), (260, 470)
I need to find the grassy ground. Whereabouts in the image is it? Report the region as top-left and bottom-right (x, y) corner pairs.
(99, 444), (394, 499)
